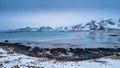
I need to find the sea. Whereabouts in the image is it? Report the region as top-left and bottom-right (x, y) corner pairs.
(0, 31), (120, 48)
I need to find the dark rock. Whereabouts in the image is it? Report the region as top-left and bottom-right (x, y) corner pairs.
(108, 34), (119, 36)
(44, 48), (50, 51)
(5, 40), (9, 43)
(50, 48), (59, 55)
(27, 43), (31, 45)
(12, 43), (21, 45)
(0, 42), (4, 46)
(50, 48), (67, 55)
(58, 48), (67, 54)
(1, 42), (120, 61)
(39, 48), (44, 52)
(32, 47), (40, 52)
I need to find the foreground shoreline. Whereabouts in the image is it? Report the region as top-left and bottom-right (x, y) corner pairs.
(0, 47), (120, 68)
(0, 41), (120, 61)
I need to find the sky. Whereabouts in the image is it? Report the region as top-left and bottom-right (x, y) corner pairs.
(0, 0), (120, 31)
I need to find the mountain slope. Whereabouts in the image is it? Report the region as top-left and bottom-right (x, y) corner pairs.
(7, 19), (120, 32)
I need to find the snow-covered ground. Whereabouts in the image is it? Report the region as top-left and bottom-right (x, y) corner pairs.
(0, 48), (120, 68)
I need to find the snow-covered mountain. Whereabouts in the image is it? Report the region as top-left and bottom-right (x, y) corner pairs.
(65, 19), (118, 31)
(38, 26), (53, 31)
(13, 26), (53, 32)
(7, 19), (120, 32)
(81, 19), (118, 30)
(14, 27), (39, 32)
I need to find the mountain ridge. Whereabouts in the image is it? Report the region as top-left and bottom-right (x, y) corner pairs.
(6, 19), (120, 32)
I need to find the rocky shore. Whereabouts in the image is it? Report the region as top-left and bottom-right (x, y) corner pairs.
(0, 41), (120, 61)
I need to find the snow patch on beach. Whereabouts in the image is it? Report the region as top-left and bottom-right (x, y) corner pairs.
(0, 48), (120, 68)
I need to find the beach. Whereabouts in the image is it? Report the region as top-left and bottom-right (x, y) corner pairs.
(0, 31), (120, 68)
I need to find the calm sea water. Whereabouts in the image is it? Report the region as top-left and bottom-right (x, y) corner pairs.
(0, 31), (120, 48)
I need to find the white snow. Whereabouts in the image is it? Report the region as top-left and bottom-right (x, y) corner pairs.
(0, 48), (7, 53)
(0, 48), (120, 68)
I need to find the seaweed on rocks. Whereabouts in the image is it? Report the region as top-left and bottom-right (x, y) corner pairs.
(0, 41), (120, 61)
(50, 48), (67, 55)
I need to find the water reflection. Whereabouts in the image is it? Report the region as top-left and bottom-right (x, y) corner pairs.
(1, 32), (120, 48)
(89, 32), (96, 40)
(118, 38), (120, 42)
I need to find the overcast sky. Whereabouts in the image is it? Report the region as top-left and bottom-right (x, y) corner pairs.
(0, 0), (120, 31)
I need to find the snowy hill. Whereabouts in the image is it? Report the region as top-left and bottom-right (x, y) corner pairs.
(6, 19), (120, 32)
(81, 19), (118, 30)
(38, 26), (53, 31)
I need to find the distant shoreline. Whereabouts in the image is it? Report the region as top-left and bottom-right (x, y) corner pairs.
(2, 29), (120, 34)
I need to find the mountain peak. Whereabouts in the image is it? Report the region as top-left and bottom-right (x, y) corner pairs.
(7, 19), (120, 32)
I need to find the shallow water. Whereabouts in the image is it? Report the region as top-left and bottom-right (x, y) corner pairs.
(0, 31), (120, 48)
